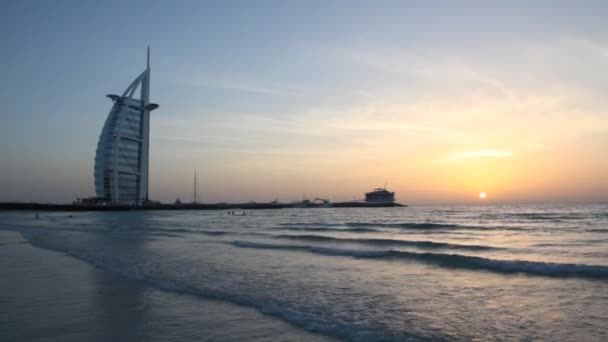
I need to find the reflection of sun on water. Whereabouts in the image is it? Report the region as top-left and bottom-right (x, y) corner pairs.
(479, 192), (487, 199)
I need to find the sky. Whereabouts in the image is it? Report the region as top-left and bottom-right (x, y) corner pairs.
(1, 0), (607, 204)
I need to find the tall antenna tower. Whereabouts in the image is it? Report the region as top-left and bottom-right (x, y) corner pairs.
(193, 169), (197, 203)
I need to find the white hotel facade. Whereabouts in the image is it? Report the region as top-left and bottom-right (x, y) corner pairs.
(94, 48), (158, 203)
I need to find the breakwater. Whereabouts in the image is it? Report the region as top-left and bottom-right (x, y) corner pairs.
(0, 201), (405, 211)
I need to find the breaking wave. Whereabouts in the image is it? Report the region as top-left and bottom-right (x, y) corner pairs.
(344, 222), (531, 231)
(265, 221), (537, 232)
(588, 229), (608, 233)
(274, 234), (500, 251)
(232, 241), (608, 279)
(505, 213), (588, 220)
(279, 226), (380, 233)
(18, 232), (436, 341)
(140, 227), (229, 236)
(347, 222), (463, 229)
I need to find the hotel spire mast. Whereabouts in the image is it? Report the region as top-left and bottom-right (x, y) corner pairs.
(140, 46), (151, 202)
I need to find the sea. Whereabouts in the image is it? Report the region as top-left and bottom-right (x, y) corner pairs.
(1, 204), (607, 341)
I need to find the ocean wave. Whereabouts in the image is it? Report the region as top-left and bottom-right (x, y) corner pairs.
(146, 283), (438, 341)
(280, 222), (489, 231)
(506, 213), (588, 220)
(280, 221), (529, 232)
(279, 222), (343, 228)
(279, 226), (380, 233)
(232, 241), (608, 279)
(19, 232), (436, 341)
(0, 241), (29, 247)
(347, 222), (454, 229)
(132, 227), (230, 236)
(345, 222), (517, 231)
(587, 229), (608, 233)
(196, 230), (230, 236)
(532, 242), (584, 247)
(275, 234), (500, 251)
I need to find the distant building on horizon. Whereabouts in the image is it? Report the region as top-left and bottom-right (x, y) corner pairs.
(364, 187), (395, 204)
(94, 48), (159, 203)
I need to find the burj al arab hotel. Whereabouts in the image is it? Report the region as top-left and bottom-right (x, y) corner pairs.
(94, 48), (159, 203)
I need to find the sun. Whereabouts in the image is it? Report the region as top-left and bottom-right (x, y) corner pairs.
(479, 192), (487, 199)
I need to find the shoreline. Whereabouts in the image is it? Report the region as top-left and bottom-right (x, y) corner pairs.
(0, 201), (406, 212)
(0, 230), (334, 341)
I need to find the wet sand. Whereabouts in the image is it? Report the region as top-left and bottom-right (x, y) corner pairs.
(0, 230), (333, 342)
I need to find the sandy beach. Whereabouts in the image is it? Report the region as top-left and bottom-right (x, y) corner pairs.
(0, 230), (333, 342)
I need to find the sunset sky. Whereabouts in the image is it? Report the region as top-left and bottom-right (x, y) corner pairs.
(1, 1), (607, 204)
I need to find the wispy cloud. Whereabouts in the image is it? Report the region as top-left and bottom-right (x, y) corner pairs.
(154, 134), (259, 145)
(196, 80), (301, 96)
(313, 44), (517, 101)
(170, 72), (302, 96)
(562, 38), (608, 60)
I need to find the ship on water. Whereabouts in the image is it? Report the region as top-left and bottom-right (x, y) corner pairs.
(287, 187), (405, 208)
(364, 187), (396, 204)
(331, 186), (405, 207)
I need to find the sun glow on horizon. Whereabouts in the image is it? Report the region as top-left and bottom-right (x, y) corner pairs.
(479, 192), (487, 199)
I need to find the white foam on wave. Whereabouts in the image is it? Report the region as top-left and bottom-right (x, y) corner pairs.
(274, 234), (500, 251)
(16, 228), (437, 342)
(232, 240), (608, 279)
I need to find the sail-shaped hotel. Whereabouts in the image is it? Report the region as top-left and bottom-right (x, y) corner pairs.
(94, 48), (159, 203)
